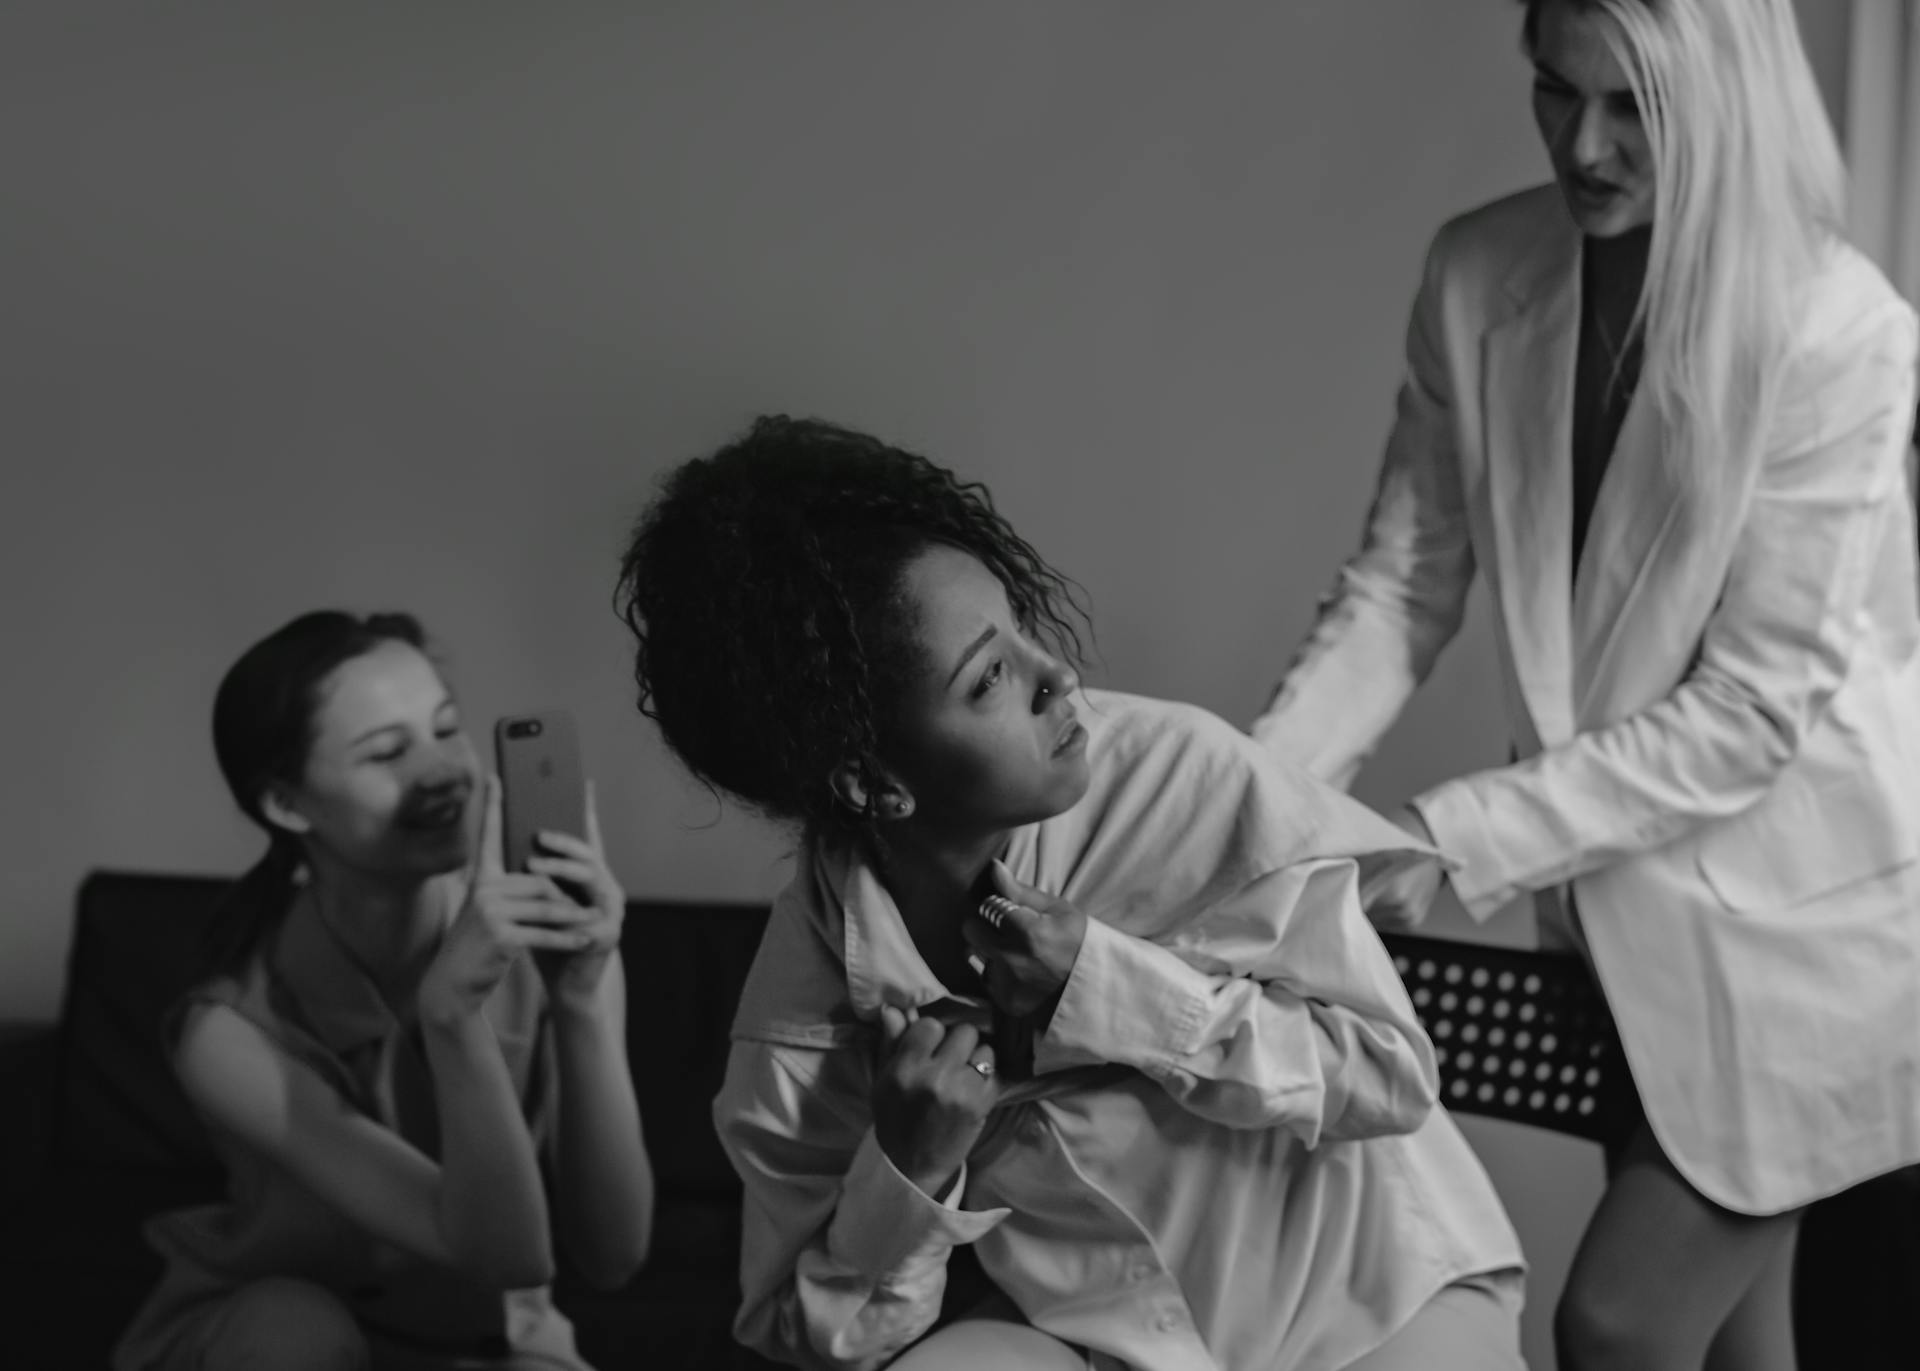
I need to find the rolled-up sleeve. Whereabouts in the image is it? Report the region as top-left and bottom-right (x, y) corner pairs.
(716, 1038), (1009, 1371)
(1034, 858), (1439, 1145)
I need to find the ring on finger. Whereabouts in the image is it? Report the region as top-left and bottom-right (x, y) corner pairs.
(978, 894), (1019, 929)
(968, 1056), (995, 1079)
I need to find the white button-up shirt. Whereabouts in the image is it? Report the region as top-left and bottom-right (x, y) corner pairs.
(716, 691), (1523, 1370)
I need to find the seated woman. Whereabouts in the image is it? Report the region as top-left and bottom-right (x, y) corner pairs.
(114, 611), (653, 1371)
(615, 417), (1525, 1371)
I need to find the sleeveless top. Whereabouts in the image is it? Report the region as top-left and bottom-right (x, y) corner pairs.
(111, 885), (588, 1371)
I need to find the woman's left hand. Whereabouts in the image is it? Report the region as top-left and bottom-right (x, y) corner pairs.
(525, 781), (626, 1008)
(962, 860), (1088, 1020)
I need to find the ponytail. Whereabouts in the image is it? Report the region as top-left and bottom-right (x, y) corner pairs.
(199, 832), (305, 981)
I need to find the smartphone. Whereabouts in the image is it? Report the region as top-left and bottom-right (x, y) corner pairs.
(494, 710), (587, 876)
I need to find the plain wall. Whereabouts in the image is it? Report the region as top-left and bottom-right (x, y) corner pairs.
(0, 4), (1859, 1368)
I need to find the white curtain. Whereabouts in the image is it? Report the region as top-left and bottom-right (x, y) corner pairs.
(1847, 0), (1920, 308)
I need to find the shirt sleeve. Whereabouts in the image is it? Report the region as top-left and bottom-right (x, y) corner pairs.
(1034, 858), (1439, 1145)
(715, 1037), (1010, 1371)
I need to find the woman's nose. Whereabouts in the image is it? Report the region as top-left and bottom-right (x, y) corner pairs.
(420, 737), (477, 788)
(1035, 654), (1078, 706)
(1570, 101), (1614, 168)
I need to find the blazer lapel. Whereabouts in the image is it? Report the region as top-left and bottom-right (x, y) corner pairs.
(1484, 228), (1580, 747)
(1568, 380), (1691, 717)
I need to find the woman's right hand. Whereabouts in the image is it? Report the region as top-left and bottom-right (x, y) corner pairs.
(871, 1006), (1000, 1198)
(417, 775), (597, 1026)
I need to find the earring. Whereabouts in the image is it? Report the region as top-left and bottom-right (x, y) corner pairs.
(889, 796), (912, 817)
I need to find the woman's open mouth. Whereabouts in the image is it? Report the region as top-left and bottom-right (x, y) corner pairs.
(400, 792), (470, 832)
(1052, 719), (1087, 758)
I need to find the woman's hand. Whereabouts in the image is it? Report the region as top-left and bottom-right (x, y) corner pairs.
(871, 1006), (1000, 1198)
(523, 781), (627, 1010)
(1358, 805), (1445, 931)
(417, 776), (597, 1026)
(961, 860), (1088, 1020)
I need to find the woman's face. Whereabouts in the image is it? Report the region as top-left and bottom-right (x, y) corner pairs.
(877, 544), (1090, 836)
(275, 639), (479, 878)
(1529, 0), (1655, 237)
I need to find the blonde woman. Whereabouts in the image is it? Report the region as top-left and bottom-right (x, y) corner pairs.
(1252, 2), (1920, 1369)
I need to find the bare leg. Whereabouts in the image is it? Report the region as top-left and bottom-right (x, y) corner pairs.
(1341, 1273), (1527, 1370)
(1705, 1215), (1798, 1371)
(888, 1319), (1087, 1371)
(194, 1278), (370, 1371)
(888, 1288), (1086, 1371)
(1556, 1124), (1801, 1371)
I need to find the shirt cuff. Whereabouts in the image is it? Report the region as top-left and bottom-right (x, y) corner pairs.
(825, 1129), (1007, 1278)
(1410, 784), (1514, 921)
(1034, 916), (1210, 1074)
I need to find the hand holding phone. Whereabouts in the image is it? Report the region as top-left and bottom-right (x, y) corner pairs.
(494, 710), (626, 1006)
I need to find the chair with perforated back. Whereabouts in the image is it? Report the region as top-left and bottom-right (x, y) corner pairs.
(1377, 931), (1615, 1141)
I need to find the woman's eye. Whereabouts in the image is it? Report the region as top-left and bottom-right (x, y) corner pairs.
(1607, 93), (1642, 121)
(368, 746), (406, 764)
(972, 660), (1004, 699)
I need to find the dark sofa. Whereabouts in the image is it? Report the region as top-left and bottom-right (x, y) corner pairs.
(4, 870), (1912, 1369)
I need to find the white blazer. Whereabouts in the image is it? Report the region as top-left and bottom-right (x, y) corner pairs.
(1254, 184), (1920, 1214)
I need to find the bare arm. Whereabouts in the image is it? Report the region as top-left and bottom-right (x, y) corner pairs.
(176, 999), (556, 1290)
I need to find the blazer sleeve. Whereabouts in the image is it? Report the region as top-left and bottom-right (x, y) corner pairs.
(1251, 225), (1479, 790)
(1415, 287), (1920, 918)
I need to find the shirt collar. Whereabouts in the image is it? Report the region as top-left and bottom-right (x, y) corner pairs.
(269, 885), (403, 1055)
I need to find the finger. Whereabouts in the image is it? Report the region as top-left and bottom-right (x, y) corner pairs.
(495, 894), (600, 926)
(475, 775), (505, 879)
(512, 925), (596, 952)
(584, 779), (606, 855)
(989, 859), (1057, 917)
(896, 1015), (947, 1061)
(929, 1021), (980, 1066)
(534, 829), (595, 861)
(491, 872), (581, 907)
(527, 853), (599, 890)
(961, 918), (1003, 954)
(879, 1005), (908, 1047)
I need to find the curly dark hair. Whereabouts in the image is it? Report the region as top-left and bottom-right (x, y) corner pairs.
(615, 415), (1089, 841)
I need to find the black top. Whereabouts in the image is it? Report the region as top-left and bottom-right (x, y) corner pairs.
(1571, 233), (1648, 579)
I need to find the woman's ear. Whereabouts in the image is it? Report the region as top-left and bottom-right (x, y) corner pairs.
(259, 786), (313, 836)
(829, 762), (914, 821)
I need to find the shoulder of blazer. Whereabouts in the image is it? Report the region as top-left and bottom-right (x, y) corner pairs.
(1791, 239), (1918, 370)
(1419, 183), (1577, 332)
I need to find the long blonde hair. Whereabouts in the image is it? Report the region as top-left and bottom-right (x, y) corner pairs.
(1535, 0), (1848, 507)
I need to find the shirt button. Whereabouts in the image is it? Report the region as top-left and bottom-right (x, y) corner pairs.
(1130, 1262), (1154, 1283)
(1155, 1311), (1182, 1333)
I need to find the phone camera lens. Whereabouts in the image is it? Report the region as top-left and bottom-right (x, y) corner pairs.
(507, 719), (543, 739)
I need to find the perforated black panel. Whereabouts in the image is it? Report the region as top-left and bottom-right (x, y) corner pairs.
(1380, 932), (1615, 1141)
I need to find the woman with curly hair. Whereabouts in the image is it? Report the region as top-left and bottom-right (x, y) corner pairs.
(615, 416), (1524, 1371)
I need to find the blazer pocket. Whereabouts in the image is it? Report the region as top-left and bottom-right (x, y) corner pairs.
(1693, 770), (1920, 913)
